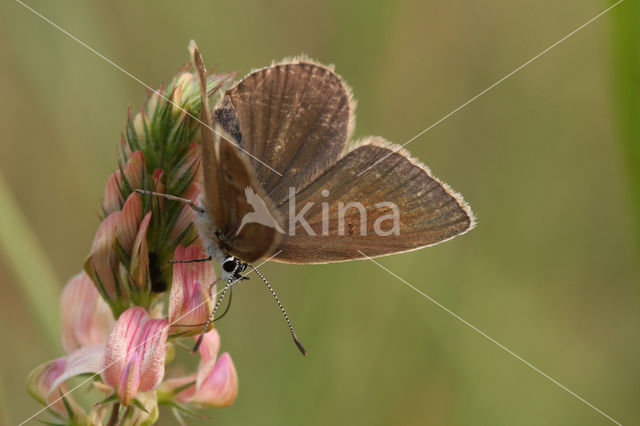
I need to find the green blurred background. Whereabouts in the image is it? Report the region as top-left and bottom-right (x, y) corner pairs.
(1, 0), (639, 424)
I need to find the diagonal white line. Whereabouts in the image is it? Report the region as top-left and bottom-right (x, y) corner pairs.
(14, 0), (283, 177)
(356, 0), (625, 176)
(18, 251), (282, 425)
(356, 250), (622, 425)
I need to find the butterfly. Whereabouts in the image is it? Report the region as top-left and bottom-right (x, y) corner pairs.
(162, 42), (475, 354)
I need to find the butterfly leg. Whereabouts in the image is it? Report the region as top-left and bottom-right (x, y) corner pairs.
(135, 189), (204, 213)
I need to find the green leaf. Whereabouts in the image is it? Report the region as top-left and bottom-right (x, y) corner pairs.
(131, 398), (150, 414)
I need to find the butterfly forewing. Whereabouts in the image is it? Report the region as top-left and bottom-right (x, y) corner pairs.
(215, 129), (282, 262)
(273, 138), (475, 264)
(214, 59), (354, 206)
(190, 42), (226, 232)
(191, 42), (281, 263)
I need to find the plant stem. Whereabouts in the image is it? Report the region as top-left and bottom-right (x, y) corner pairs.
(611, 0), (640, 251)
(107, 402), (120, 426)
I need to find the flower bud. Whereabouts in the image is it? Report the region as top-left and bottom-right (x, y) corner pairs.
(115, 192), (143, 260)
(103, 170), (123, 215)
(130, 212), (152, 293)
(168, 245), (214, 336)
(85, 212), (125, 305)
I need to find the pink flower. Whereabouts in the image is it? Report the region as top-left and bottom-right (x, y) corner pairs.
(27, 273), (110, 420)
(84, 211), (123, 302)
(160, 329), (238, 407)
(26, 356), (84, 420)
(61, 272), (114, 353)
(101, 307), (169, 406)
(168, 245), (215, 336)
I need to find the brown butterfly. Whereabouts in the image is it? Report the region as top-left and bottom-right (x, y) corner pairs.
(153, 42), (475, 354)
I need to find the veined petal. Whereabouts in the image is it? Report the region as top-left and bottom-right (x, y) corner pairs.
(168, 245), (214, 335)
(101, 307), (147, 388)
(191, 353), (238, 407)
(123, 150), (145, 191)
(136, 317), (169, 392)
(102, 308), (168, 405)
(169, 281), (211, 336)
(26, 357), (67, 414)
(197, 328), (220, 363)
(169, 182), (202, 244)
(49, 345), (105, 392)
(61, 272), (114, 353)
(118, 352), (141, 406)
(116, 192), (143, 257)
(103, 170), (123, 214)
(130, 212), (152, 290)
(26, 357), (86, 419)
(86, 212), (122, 300)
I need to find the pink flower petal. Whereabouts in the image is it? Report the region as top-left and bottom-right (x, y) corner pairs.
(26, 350), (96, 418)
(130, 212), (152, 290)
(86, 212), (122, 300)
(191, 353), (238, 407)
(170, 182), (202, 243)
(123, 150), (144, 191)
(136, 317), (169, 392)
(197, 328), (220, 363)
(115, 192), (143, 257)
(50, 345), (105, 392)
(103, 170), (123, 214)
(26, 357), (66, 409)
(101, 307), (147, 388)
(118, 352), (141, 406)
(168, 245), (214, 335)
(61, 272), (114, 353)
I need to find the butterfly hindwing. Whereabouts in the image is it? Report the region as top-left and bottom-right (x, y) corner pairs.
(272, 138), (475, 263)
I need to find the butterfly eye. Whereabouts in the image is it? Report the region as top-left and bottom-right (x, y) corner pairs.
(222, 257), (237, 273)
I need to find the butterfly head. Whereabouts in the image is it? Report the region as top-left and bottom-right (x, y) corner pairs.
(221, 255), (248, 283)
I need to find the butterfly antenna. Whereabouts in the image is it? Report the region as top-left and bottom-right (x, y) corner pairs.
(214, 285), (233, 322)
(247, 264), (307, 356)
(192, 277), (233, 353)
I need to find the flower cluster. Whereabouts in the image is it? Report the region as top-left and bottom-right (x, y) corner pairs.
(26, 60), (239, 425)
